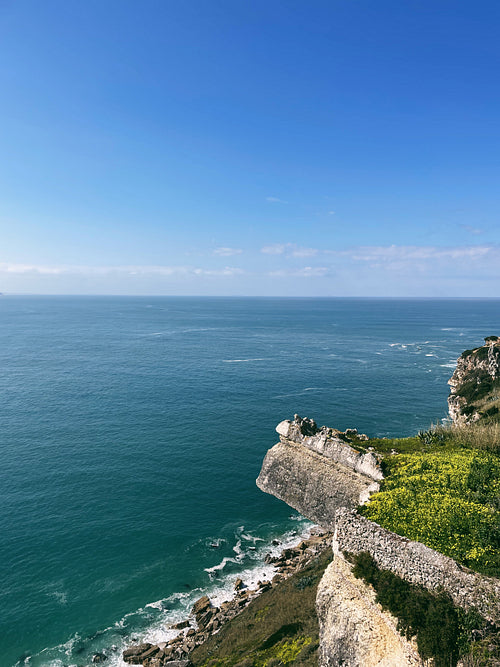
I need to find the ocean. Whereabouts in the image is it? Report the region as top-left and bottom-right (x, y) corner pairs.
(1, 296), (499, 667)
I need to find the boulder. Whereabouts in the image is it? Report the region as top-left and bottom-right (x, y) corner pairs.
(191, 595), (211, 616)
(123, 644), (153, 664)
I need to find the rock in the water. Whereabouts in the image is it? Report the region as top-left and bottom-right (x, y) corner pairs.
(92, 654), (107, 664)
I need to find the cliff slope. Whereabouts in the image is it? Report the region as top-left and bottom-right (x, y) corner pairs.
(256, 415), (381, 529)
(448, 336), (500, 425)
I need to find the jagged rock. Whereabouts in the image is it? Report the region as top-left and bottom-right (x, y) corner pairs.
(139, 646), (160, 660)
(234, 577), (244, 590)
(196, 607), (215, 629)
(448, 336), (500, 425)
(191, 595), (211, 616)
(317, 557), (421, 666)
(92, 654), (107, 664)
(171, 619), (190, 630)
(123, 644), (153, 664)
(145, 659), (162, 667)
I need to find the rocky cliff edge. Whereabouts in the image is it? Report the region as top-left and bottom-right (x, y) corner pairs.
(256, 415), (381, 529)
(448, 335), (500, 425)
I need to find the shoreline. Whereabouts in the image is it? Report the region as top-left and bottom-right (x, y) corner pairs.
(121, 527), (333, 666)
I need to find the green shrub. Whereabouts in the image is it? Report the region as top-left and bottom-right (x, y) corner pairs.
(361, 450), (500, 575)
(349, 552), (492, 667)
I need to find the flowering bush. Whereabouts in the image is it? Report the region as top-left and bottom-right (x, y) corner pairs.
(362, 450), (500, 576)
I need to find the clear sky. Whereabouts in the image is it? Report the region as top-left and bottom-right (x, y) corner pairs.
(0, 0), (499, 295)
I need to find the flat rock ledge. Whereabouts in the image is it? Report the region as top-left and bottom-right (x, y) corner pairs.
(123, 531), (333, 666)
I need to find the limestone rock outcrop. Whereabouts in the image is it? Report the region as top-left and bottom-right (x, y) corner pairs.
(316, 557), (422, 667)
(256, 415), (381, 529)
(448, 336), (500, 425)
(256, 413), (500, 666)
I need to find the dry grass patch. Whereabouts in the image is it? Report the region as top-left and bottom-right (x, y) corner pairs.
(190, 548), (332, 667)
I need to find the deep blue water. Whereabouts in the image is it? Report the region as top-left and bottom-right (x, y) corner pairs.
(1, 296), (499, 666)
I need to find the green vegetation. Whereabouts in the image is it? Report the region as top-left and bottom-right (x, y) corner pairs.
(348, 552), (497, 667)
(455, 368), (500, 407)
(190, 549), (331, 667)
(454, 342), (500, 420)
(360, 435), (500, 576)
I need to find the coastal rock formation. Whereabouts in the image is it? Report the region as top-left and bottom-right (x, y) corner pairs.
(123, 532), (333, 666)
(448, 336), (500, 425)
(316, 557), (421, 667)
(335, 508), (500, 625)
(256, 415), (381, 528)
(256, 413), (500, 665)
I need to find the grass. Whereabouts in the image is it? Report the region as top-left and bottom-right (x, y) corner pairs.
(351, 420), (500, 457)
(189, 548), (331, 667)
(360, 435), (500, 576)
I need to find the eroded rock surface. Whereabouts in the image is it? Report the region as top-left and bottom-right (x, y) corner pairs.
(256, 415), (381, 528)
(448, 336), (500, 425)
(335, 508), (500, 625)
(317, 557), (422, 667)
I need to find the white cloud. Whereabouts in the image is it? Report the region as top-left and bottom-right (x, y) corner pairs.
(266, 196), (288, 204)
(269, 266), (329, 278)
(291, 247), (317, 258)
(0, 263), (245, 278)
(194, 267), (245, 276)
(346, 245), (493, 263)
(261, 243), (287, 255)
(213, 247), (243, 257)
(261, 243), (318, 257)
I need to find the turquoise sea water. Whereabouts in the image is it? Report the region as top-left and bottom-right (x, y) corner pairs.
(1, 296), (499, 667)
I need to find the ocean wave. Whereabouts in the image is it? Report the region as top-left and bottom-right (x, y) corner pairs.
(21, 519), (313, 667)
(222, 358), (267, 363)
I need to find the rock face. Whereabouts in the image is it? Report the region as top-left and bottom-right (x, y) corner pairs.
(256, 415), (381, 528)
(256, 413), (500, 666)
(335, 508), (500, 625)
(448, 336), (500, 425)
(316, 557), (421, 667)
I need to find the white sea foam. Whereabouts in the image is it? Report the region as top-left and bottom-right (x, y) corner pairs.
(222, 358), (267, 363)
(21, 519), (314, 667)
(272, 387), (326, 399)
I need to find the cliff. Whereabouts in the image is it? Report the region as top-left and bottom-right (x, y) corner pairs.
(448, 336), (500, 425)
(316, 557), (421, 667)
(256, 415), (381, 528)
(257, 416), (426, 666)
(257, 402), (500, 667)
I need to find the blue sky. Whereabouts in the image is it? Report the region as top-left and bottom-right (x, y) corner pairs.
(0, 0), (499, 295)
